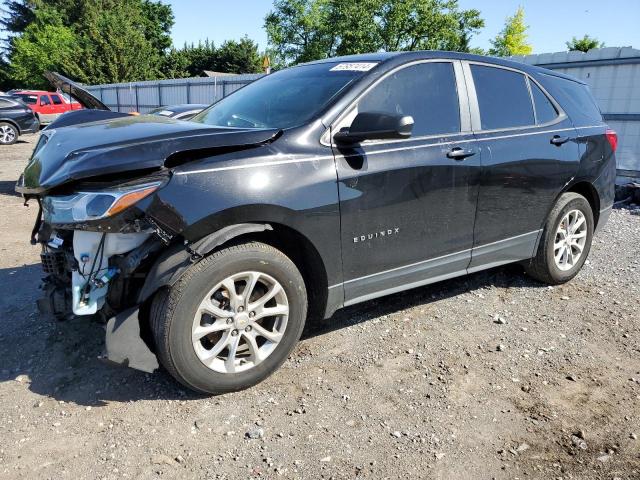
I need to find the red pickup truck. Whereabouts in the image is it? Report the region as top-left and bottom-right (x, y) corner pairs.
(10, 90), (82, 124)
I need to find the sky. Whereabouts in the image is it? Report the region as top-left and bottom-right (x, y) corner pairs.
(167, 0), (640, 54)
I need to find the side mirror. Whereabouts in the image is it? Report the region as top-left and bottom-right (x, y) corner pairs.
(334, 111), (414, 145)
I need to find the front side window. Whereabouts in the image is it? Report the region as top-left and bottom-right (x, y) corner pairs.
(356, 62), (461, 137)
(193, 63), (370, 129)
(51, 94), (63, 105)
(471, 65), (535, 130)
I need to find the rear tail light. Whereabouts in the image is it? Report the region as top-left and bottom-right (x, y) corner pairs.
(605, 129), (618, 152)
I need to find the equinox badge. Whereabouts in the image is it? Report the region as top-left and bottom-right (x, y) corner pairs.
(353, 227), (400, 243)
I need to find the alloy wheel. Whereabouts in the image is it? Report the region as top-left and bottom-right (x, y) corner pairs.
(553, 209), (588, 271)
(192, 271), (289, 374)
(0, 125), (16, 144)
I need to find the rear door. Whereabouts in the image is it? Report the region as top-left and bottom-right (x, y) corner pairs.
(464, 62), (580, 271)
(331, 60), (481, 305)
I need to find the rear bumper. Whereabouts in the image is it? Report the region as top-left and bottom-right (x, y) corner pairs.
(20, 117), (40, 134)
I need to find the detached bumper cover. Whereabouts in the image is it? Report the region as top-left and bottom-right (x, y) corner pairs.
(104, 307), (159, 373)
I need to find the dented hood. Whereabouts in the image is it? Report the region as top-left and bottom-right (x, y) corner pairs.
(16, 115), (280, 194)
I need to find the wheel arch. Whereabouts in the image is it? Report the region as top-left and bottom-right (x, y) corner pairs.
(138, 221), (331, 325)
(0, 118), (21, 135)
(564, 180), (600, 228)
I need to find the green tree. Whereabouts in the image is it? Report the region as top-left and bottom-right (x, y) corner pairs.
(73, 1), (163, 84)
(489, 6), (532, 57)
(1, 0), (174, 86)
(161, 38), (262, 78)
(566, 35), (604, 52)
(216, 37), (263, 74)
(265, 0), (485, 66)
(9, 7), (83, 89)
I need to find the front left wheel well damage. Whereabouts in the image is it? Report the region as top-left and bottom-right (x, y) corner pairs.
(136, 222), (330, 349)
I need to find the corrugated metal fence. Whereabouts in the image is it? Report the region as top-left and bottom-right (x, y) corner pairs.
(84, 74), (263, 114)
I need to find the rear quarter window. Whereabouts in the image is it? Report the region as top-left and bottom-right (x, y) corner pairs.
(534, 74), (602, 127)
(530, 82), (559, 125)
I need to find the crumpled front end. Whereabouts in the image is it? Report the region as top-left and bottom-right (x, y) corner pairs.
(17, 115), (282, 373)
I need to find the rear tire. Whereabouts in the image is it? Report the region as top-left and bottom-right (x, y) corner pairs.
(0, 122), (18, 145)
(525, 192), (594, 284)
(150, 242), (307, 395)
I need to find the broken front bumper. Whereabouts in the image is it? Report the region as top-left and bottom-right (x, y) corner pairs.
(104, 307), (159, 373)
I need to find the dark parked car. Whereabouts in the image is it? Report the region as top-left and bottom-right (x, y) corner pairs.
(149, 104), (208, 120)
(16, 51), (616, 394)
(0, 95), (39, 145)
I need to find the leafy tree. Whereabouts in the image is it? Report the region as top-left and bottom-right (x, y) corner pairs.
(265, 0), (485, 66)
(489, 6), (532, 57)
(566, 35), (604, 52)
(73, 1), (163, 84)
(2, 0), (175, 86)
(139, 0), (174, 53)
(9, 7), (83, 89)
(161, 38), (262, 78)
(216, 37), (263, 74)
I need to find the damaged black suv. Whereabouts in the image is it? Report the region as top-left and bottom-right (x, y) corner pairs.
(17, 52), (616, 394)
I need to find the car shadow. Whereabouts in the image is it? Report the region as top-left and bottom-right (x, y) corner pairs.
(0, 261), (545, 406)
(303, 263), (545, 340)
(0, 180), (20, 198)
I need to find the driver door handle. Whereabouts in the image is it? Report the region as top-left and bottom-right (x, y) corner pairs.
(550, 135), (571, 146)
(447, 147), (476, 161)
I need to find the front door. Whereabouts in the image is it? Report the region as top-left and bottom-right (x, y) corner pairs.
(331, 61), (481, 305)
(38, 95), (57, 123)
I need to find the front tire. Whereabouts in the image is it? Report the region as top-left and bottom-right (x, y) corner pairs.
(150, 242), (307, 394)
(525, 192), (594, 284)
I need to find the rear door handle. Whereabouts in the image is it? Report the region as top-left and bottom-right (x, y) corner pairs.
(447, 147), (476, 160)
(550, 135), (570, 146)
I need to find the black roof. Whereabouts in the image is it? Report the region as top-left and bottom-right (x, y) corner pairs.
(305, 50), (584, 84)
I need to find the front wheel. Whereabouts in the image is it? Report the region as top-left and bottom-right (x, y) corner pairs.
(150, 242), (307, 394)
(525, 192), (594, 284)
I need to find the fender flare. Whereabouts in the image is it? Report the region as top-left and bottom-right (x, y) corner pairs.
(137, 223), (273, 303)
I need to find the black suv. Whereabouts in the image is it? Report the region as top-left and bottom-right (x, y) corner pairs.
(16, 51), (616, 394)
(0, 96), (39, 145)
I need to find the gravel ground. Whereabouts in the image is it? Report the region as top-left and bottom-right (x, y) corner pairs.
(1, 135), (639, 480)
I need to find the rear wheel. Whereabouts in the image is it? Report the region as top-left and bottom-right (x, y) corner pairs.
(525, 192), (594, 284)
(150, 242), (307, 394)
(0, 122), (18, 145)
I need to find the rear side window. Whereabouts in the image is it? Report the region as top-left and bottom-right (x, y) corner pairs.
(357, 62), (461, 136)
(12, 94), (37, 104)
(40, 95), (51, 105)
(471, 65), (535, 130)
(51, 95), (63, 105)
(0, 98), (14, 108)
(530, 82), (559, 124)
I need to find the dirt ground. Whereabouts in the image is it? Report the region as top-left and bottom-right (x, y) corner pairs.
(0, 134), (639, 480)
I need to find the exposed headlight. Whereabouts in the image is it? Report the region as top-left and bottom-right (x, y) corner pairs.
(43, 182), (161, 224)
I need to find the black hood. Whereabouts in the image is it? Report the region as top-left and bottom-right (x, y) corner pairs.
(44, 71), (110, 110)
(16, 114), (280, 194)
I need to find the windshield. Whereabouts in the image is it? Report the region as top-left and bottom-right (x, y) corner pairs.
(192, 62), (374, 129)
(12, 93), (38, 105)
